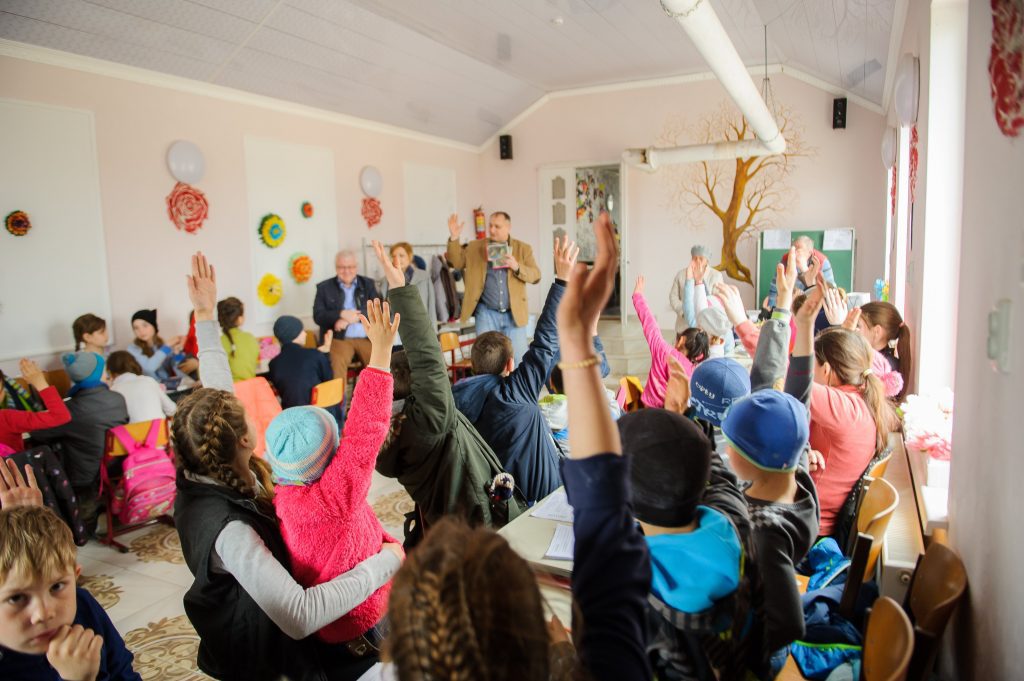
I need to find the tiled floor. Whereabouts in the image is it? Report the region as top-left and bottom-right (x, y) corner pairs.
(77, 472), (412, 679)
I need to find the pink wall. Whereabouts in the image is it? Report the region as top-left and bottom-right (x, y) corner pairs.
(480, 74), (888, 328)
(0, 55), (484, 374)
(945, 0), (1024, 677)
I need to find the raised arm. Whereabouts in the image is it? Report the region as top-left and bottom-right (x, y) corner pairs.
(683, 277), (698, 328)
(631, 276), (674, 372)
(559, 213), (651, 681)
(445, 214), (467, 270)
(187, 252), (234, 393)
(784, 269), (826, 409)
(505, 236), (577, 400)
(6, 360), (70, 436)
(317, 298), (398, 509)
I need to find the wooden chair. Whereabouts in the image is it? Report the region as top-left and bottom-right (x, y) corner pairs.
(839, 476), (900, 619)
(861, 596), (914, 681)
(867, 449), (894, 479)
(311, 378), (346, 408)
(439, 331), (474, 383)
(617, 376), (644, 413)
(99, 419), (172, 553)
(14, 369), (71, 398)
(902, 543), (967, 681)
(303, 330), (318, 349)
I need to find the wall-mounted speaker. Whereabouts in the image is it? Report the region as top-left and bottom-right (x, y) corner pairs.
(499, 134), (513, 160)
(833, 98), (848, 129)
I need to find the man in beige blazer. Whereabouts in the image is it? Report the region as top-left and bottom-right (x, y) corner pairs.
(446, 211), (540, 364)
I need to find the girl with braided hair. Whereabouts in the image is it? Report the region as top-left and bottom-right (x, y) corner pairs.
(172, 252), (403, 681)
(378, 214), (652, 681)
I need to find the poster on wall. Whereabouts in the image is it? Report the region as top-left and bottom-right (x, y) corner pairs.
(244, 137), (338, 330)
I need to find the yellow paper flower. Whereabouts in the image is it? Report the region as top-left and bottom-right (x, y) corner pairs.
(258, 213), (286, 248)
(257, 273), (283, 306)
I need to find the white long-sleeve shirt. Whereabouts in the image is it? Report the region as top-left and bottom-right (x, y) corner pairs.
(110, 372), (176, 422)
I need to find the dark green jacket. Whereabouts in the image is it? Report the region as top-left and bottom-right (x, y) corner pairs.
(376, 285), (521, 528)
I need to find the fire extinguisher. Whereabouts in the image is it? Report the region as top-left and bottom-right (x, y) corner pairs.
(473, 207), (486, 239)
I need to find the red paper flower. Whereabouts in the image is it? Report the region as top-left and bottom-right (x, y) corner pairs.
(909, 125), (919, 205)
(302, 201), (314, 218)
(361, 197), (382, 229)
(989, 0), (1024, 137)
(5, 210), (31, 236)
(166, 182), (209, 234)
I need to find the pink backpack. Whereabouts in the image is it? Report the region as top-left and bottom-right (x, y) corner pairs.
(104, 421), (176, 525)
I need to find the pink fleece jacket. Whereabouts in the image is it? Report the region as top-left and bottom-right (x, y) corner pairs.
(274, 367), (397, 643)
(808, 383), (879, 536)
(632, 292), (695, 408)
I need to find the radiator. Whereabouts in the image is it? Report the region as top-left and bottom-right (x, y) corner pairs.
(878, 438), (926, 602)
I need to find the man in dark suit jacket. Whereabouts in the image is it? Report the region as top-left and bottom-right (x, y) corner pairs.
(312, 250), (381, 379)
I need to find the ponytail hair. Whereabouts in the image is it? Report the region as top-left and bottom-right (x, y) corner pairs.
(72, 314), (106, 351)
(171, 388), (274, 510)
(860, 302), (913, 402)
(814, 328), (897, 454)
(217, 297), (245, 358)
(676, 327), (709, 364)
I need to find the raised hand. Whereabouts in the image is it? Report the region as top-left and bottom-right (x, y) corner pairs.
(714, 283), (747, 327)
(842, 307), (863, 331)
(360, 298), (400, 370)
(447, 213), (464, 241)
(372, 240), (406, 290)
(796, 274), (827, 324)
(553, 235), (580, 281)
(802, 255), (821, 285)
(0, 458), (42, 510)
(685, 261), (695, 280)
(633, 275), (646, 296)
(187, 252), (218, 322)
(822, 287), (848, 326)
(558, 212), (618, 359)
(46, 624), (103, 681)
(502, 253), (520, 272)
(693, 258), (708, 283)
(19, 358), (47, 391)
(775, 247), (799, 312)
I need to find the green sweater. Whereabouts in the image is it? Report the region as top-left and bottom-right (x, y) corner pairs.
(376, 285), (522, 528)
(220, 329), (260, 382)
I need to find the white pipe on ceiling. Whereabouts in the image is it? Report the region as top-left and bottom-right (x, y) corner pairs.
(623, 0), (787, 171)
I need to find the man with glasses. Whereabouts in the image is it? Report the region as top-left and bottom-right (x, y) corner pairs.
(313, 250), (381, 380)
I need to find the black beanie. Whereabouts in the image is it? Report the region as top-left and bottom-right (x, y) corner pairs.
(618, 409), (712, 528)
(131, 309), (158, 332)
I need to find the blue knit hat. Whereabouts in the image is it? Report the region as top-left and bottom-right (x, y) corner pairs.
(265, 406), (339, 486)
(688, 358), (751, 426)
(721, 390), (809, 471)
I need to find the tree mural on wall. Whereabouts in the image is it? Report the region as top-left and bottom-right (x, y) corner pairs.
(661, 101), (812, 286)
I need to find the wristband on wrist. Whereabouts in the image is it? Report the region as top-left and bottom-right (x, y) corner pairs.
(557, 355), (600, 371)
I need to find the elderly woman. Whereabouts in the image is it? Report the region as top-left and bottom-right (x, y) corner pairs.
(669, 244), (724, 336)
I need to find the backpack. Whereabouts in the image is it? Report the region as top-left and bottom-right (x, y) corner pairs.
(104, 421), (176, 525)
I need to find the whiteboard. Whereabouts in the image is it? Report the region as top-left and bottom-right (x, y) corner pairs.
(0, 99), (112, 361)
(403, 162), (457, 245)
(244, 137), (338, 328)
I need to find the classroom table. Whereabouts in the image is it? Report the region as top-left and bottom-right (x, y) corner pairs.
(498, 488), (575, 625)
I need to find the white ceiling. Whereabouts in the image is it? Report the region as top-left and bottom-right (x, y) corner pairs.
(0, 0), (897, 145)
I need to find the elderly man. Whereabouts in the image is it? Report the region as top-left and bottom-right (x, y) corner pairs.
(669, 244), (725, 335)
(767, 235), (836, 307)
(446, 211), (540, 364)
(312, 250), (381, 379)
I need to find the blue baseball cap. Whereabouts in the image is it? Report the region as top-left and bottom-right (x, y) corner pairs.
(721, 390), (809, 471)
(688, 358), (751, 426)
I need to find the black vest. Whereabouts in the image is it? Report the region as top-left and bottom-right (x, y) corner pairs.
(174, 472), (330, 681)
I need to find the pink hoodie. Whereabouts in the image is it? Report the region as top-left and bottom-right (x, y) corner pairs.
(632, 292), (695, 408)
(273, 367), (397, 643)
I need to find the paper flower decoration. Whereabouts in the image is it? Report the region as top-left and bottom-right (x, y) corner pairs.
(166, 182), (208, 234)
(289, 253), (313, 283)
(257, 273), (283, 306)
(258, 213), (286, 248)
(259, 336), (281, 362)
(301, 202), (314, 218)
(5, 210), (31, 236)
(901, 388), (954, 461)
(361, 197), (382, 229)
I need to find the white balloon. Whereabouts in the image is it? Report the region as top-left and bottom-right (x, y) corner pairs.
(360, 166), (383, 198)
(167, 140), (206, 184)
(880, 126), (898, 169)
(894, 54), (920, 127)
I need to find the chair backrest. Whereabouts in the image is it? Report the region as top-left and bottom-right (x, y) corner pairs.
(14, 369), (72, 398)
(867, 449), (894, 479)
(233, 377), (283, 458)
(105, 419), (169, 457)
(903, 542), (967, 681)
(861, 596), (914, 681)
(856, 476), (900, 578)
(439, 331), (461, 354)
(311, 378), (346, 408)
(617, 376), (644, 413)
(303, 330), (318, 349)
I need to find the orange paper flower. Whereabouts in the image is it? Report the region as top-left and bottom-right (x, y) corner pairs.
(301, 202), (314, 218)
(290, 253), (313, 283)
(5, 210), (31, 236)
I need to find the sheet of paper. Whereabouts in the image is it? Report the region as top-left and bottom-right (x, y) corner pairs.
(544, 524), (575, 561)
(823, 229), (853, 250)
(762, 229), (791, 249)
(530, 488), (574, 523)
